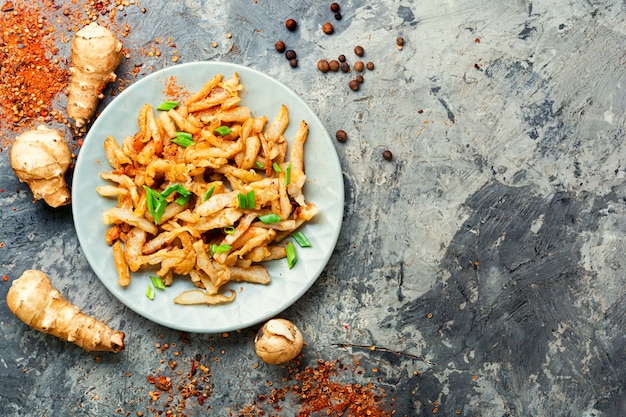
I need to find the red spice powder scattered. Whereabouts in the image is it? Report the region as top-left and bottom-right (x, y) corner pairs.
(164, 75), (190, 101)
(239, 359), (393, 417)
(0, 3), (68, 135)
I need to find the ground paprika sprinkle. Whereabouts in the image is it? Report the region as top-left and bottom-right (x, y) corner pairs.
(239, 358), (394, 416)
(0, 3), (68, 134)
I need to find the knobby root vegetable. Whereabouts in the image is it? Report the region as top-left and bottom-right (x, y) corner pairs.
(67, 22), (123, 127)
(255, 318), (304, 364)
(6, 270), (125, 353)
(10, 125), (72, 207)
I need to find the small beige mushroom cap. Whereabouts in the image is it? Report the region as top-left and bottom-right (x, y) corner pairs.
(10, 125), (72, 207)
(254, 318), (304, 364)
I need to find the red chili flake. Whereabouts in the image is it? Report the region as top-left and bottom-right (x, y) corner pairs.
(3, 275), (8, 282)
(474, 37), (481, 43)
(417, 109), (424, 114)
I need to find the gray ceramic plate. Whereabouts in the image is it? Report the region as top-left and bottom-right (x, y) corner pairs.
(72, 61), (344, 333)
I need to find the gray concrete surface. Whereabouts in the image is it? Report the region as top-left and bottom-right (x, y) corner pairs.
(2, 0), (626, 416)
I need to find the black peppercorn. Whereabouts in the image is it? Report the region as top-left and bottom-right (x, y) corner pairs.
(285, 19), (297, 31)
(349, 79), (360, 91)
(354, 61), (364, 72)
(355, 75), (364, 83)
(322, 22), (334, 34)
(330, 2), (340, 12)
(289, 58), (298, 68)
(335, 12), (342, 20)
(396, 37), (405, 47)
(340, 62), (350, 72)
(329, 60), (340, 72)
(318, 59), (330, 73)
(275, 41), (286, 53)
(383, 150), (392, 160)
(366, 61), (375, 70)
(354, 45), (364, 57)
(285, 50), (297, 60)
(338, 54), (346, 63)
(335, 129), (347, 142)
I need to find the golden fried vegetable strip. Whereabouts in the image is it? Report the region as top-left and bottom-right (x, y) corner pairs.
(265, 105), (289, 143)
(195, 191), (238, 216)
(173, 289), (236, 305)
(230, 265), (270, 284)
(184, 74), (223, 106)
(112, 241), (131, 287)
(287, 121), (308, 206)
(102, 208), (158, 235)
(124, 227), (149, 272)
(104, 136), (132, 168)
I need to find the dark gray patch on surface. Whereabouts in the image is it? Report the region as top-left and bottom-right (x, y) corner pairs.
(391, 181), (626, 415)
(518, 22), (536, 39)
(398, 6), (418, 26)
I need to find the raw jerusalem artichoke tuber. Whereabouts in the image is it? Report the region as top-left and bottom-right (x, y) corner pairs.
(255, 318), (304, 364)
(6, 270), (125, 353)
(67, 21), (123, 127)
(10, 125), (72, 207)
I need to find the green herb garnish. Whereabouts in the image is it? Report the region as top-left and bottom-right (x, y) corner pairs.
(292, 231), (312, 247)
(286, 241), (297, 269)
(146, 285), (155, 300)
(285, 163), (292, 186)
(143, 184), (191, 224)
(204, 185), (216, 201)
(259, 213), (282, 224)
(214, 126), (232, 136)
(238, 190), (255, 209)
(150, 276), (166, 290)
(172, 132), (195, 147)
(156, 101), (179, 111)
(210, 243), (232, 256)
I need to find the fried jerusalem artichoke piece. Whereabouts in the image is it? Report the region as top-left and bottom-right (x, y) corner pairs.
(6, 270), (125, 353)
(67, 21), (123, 127)
(10, 125), (72, 207)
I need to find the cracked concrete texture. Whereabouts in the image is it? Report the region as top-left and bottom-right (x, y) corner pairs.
(2, 0), (626, 416)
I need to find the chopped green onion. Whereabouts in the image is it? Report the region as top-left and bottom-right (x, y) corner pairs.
(173, 132), (195, 147)
(156, 101), (179, 111)
(238, 193), (248, 209)
(214, 126), (232, 136)
(175, 194), (192, 205)
(150, 276), (166, 290)
(285, 163), (291, 186)
(153, 198), (168, 224)
(204, 185), (216, 201)
(224, 226), (235, 234)
(259, 213), (282, 224)
(175, 131), (193, 140)
(273, 162), (282, 173)
(210, 243), (231, 256)
(255, 161), (264, 169)
(146, 285), (155, 300)
(246, 190), (255, 209)
(292, 231), (312, 247)
(238, 190), (255, 209)
(144, 184), (191, 224)
(143, 185), (157, 217)
(161, 183), (190, 198)
(286, 241), (297, 269)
